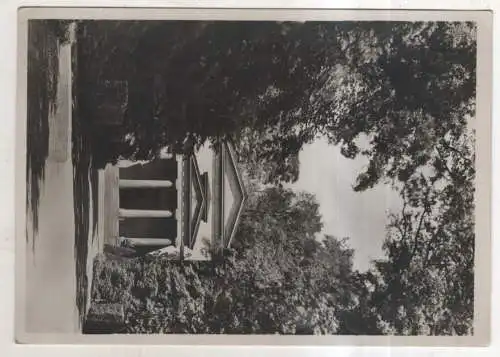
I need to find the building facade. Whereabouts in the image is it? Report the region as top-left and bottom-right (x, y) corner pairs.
(100, 141), (247, 260)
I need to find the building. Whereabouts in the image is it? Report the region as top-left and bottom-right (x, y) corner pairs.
(99, 140), (247, 260)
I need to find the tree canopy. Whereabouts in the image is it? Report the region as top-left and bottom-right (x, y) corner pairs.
(86, 20), (477, 335)
(102, 21), (476, 185)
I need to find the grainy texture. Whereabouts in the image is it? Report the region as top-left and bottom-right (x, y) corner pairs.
(22, 17), (481, 338)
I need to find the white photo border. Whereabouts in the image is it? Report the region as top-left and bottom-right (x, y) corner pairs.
(13, 6), (493, 347)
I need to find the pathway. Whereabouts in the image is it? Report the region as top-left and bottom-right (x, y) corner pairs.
(25, 23), (80, 334)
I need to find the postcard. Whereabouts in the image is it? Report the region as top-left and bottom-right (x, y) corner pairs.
(15, 7), (493, 346)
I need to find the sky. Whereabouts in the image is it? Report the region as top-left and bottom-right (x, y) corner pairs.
(287, 137), (403, 272)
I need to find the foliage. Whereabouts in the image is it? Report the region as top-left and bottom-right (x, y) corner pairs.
(90, 187), (356, 334)
(322, 22), (477, 336)
(324, 22), (477, 192)
(81, 21), (475, 188)
(86, 20), (477, 335)
(339, 128), (475, 335)
(236, 127), (301, 185)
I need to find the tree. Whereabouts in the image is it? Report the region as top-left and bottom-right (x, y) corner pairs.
(87, 20), (334, 162)
(104, 21), (476, 187)
(236, 126), (301, 185)
(214, 186), (357, 334)
(234, 186), (322, 254)
(86, 20), (478, 335)
(90, 185), (356, 335)
(322, 22), (476, 192)
(82, 21), (477, 193)
(339, 127), (475, 335)
(312, 22), (477, 336)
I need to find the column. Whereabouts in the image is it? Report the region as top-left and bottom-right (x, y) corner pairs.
(119, 179), (173, 188)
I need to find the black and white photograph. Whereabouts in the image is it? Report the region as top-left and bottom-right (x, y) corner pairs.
(15, 8), (492, 345)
